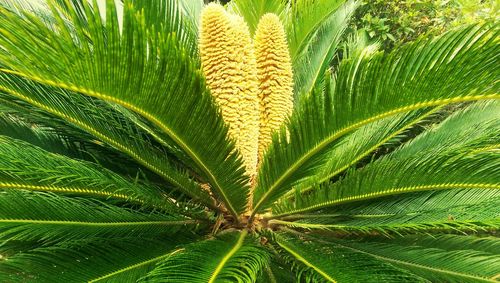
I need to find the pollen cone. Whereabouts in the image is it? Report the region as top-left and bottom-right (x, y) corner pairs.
(199, 4), (259, 176)
(254, 13), (294, 162)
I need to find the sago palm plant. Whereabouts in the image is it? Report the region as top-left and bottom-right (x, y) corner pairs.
(0, 0), (498, 282)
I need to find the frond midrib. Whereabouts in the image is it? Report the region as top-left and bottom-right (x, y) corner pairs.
(88, 248), (184, 283)
(0, 69), (240, 219)
(282, 108), (439, 199)
(270, 219), (499, 232)
(276, 238), (337, 283)
(335, 241), (497, 282)
(289, 1), (343, 59)
(0, 182), (134, 202)
(252, 94), (500, 215)
(208, 230), (248, 283)
(0, 219), (198, 226)
(272, 183), (500, 218)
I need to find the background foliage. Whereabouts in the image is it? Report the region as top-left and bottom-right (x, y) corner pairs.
(351, 0), (499, 51)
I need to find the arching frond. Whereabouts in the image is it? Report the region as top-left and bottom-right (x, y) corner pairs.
(0, 237), (194, 282)
(227, 0), (288, 35)
(286, 0), (346, 59)
(0, 112), (91, 160)
(274, 232), (420, 282)
(252, 24), (499, 213)
(0, 190), (200, 244)
(292, 0), (358, 100)
(271, 189), (500, 235)
(330, 236), (500, 282)
(274, 149), (499, 218)
(0, 94), (174, 180)
(47, 0), (199, 57)
(255, 258), (295, 283)
(179, 0), (203, 34)
(273, 101), (500, 217)
(129, 0), (200, 57)
(140, 231), (270, 283)
(0, 0), (250, 217)
(281, 108), (435, 199)
(0, 75), (213, 205)
(0, 135), (179, 211)
(383, 234), (500, 256)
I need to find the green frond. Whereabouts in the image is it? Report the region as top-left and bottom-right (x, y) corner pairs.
(272, 101), (500, 217)
(383, 101), (500, 158)
(292, 0), (358, 99)
(0, 111), (90, 159)
(271, 189), (500, 235)
(256, 258), (295, 283)
(281, 107), (436, 199)
(228, 0), (288, 35)
(0, 74), (213, 205)
(277, 188), (499, 221)
(336, 187), (497, 220)
(129, 0), (200, 57)
(0, 190), (200, 244)
(273, 232), (420, 282)
(252, 24), (499, 215)
(383, 234), (500, 256)
(48, 0), (199, 57)
(329, 236), (500, 282)
(139, 231), (270, 283)
(178, 0), (203, 34)
(286, 0), (346, 59)
(50, 0), (88, 23)
(0, 237), (195, 282)
(274, 148), (499, 217)
(0, 135), (180, 211)
(107, 103), (197, 173)
(0, 0), (250, 216)
(0, 93), (171, 180)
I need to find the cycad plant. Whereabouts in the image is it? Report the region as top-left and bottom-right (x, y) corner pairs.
(0, 0), (498, 282)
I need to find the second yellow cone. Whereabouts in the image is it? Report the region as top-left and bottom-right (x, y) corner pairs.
(254, 13), (294, 162)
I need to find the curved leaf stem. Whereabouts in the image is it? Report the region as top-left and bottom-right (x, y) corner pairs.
(270, 183), (500, 219)
(208, 230), (248, 283)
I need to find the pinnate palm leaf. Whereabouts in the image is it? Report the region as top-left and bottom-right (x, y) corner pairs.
(272, 101), (500, 217)
(252, 26), (499, 214)
(274, 231), (420, 282)
(0, 135), (180, 211)
(0, 0), (249, 217)
(330, 236), (500, 282)
(292, 0), (358, 99)
(0, 237), (192, 282)
(272, 189), (500, 235)
(0, 74), (213, 205)
(0, 190), (199, 244)
(140, 231), (270, 283)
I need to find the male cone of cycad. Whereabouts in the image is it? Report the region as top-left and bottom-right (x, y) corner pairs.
(199, 4), (260, 177)
(254, 13), (294, 162)
(199, 4), (293, 178)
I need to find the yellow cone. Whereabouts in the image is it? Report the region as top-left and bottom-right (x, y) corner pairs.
(254, 13), (294, 161)
(199, 4), (260, 176)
